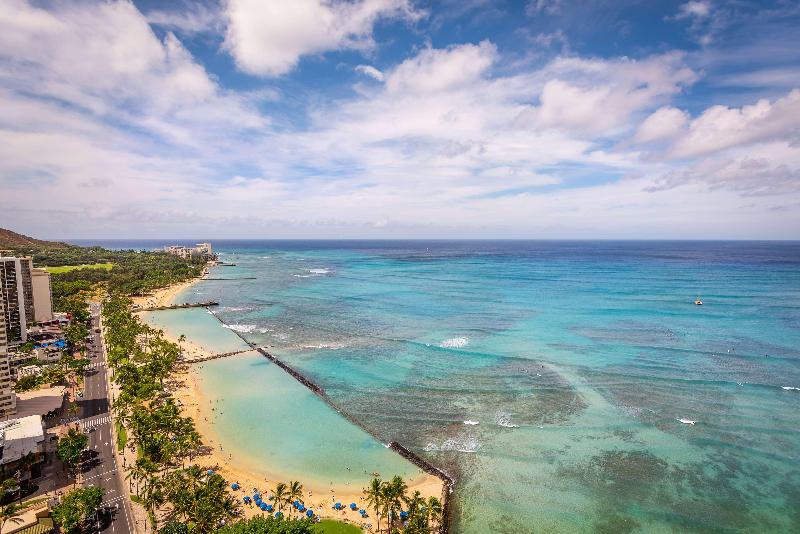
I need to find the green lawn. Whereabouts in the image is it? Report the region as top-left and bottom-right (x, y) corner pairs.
(314, 519), (363, 534)
(116, 420), (127, 451)
(45, 263), (113, 273)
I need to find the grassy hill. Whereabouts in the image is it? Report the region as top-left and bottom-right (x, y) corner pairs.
(0, 227), (67, 250)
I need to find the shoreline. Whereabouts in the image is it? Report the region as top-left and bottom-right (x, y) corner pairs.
(137, 276), (446, 530)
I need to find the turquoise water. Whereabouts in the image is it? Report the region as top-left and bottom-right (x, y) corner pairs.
(143, 307), (425, 489)
(150, 241), (800, 533)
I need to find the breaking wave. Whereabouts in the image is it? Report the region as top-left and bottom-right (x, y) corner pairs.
(440, 337), (469, 349)
(495, 412), (519, 428)
(223, 324), (257, 333)
(424, 437), (480, 453)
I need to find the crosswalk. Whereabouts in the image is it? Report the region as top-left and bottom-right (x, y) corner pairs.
(81, 414), (112, 428)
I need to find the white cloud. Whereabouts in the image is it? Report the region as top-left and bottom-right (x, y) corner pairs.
(146, 2), (221, 34)
(385, 41), (497, 94)
(525, 0), (562, 16)
(669, 89), (800, 159)
(676, 1), (712, 20)
(524, 53), (696, 136)
(355, 64), (385, 81)
(635, 106), (689, 143)
(223, 0), (423, 76)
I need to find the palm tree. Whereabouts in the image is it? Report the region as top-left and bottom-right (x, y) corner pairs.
(141, 475), (164, 530)
(0, 504), (23, 533)
(363, 477), (384, 533)
(427, 496), (443, 532)
(272, 482), (288, 513)
(287, 480), (303, 517)
(126, 458), (153, 496)
(385, 475), (408, 530)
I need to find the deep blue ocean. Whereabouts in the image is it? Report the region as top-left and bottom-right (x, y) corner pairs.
(76, 240), (800, 533)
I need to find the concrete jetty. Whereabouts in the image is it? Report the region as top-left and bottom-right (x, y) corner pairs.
(179, 347), (258, 364)
(136, 300), (218, 312)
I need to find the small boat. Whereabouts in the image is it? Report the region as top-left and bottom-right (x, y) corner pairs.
(694, 297), (703, 305)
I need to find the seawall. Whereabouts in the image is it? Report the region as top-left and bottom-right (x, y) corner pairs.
(207, 309), (455, 533)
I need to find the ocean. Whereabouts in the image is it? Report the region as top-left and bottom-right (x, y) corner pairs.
(82, 240), (800, 533)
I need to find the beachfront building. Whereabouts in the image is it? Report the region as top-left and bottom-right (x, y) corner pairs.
(163, 242), (214, 260)
(0, 415), (45, 479)
(0, 255), (35, 342)
(0, 299), (15, 417)
(0, 356), (15, 418)
(31, 268), (54, 322)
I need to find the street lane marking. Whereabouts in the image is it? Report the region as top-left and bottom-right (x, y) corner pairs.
(81, 415), (112, 428)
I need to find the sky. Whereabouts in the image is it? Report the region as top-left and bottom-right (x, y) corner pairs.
(1, 0), (799, 240)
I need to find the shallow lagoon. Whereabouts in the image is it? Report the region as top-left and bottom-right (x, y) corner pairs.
(143, 307), (424, 490)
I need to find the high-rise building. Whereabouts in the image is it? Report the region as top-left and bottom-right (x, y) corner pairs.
(31, 268), (53, 323)
(0, 256), (34, 342)
(0, 298), (15, 417)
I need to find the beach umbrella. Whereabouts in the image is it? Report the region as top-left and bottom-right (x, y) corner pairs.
(400, 511), (409, 519)
(243, 496), (251, 504)
(265, 505), (273, 512)
(306, 510), (314, 517)
(206, 469), (214, 475)
(350, 503), (357, 510)
(231, 483), (240, 490)
(274, 512), (283, 518)
(334, 502), (342, 510)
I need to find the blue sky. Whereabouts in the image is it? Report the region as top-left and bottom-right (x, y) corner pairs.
(1, 0), (799, 239)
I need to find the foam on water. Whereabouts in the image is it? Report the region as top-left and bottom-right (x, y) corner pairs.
(440, 337), (469, 349)
(424, 436), (480, 453)
(223, 323), (257, 333)
(494, 411), (520, 428)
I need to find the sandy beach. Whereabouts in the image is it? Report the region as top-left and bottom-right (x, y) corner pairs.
(136, 277), (445, 530)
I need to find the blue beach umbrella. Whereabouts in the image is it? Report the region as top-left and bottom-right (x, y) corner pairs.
(231, 483), (240, 490)
(265, 505), (273, 512)
(260, 503), (268, 511)
(243, 496), (251, 504)
(350, 503), (357, 510)
(400, 511), (409, 519)
(274, 512), (283, 518)
(306, 509), (314, 517)
(334, 502), (342, 510)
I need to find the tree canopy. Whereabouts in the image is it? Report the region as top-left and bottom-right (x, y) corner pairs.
(56, 427), (88, 470)
(52, 486), (105, 533)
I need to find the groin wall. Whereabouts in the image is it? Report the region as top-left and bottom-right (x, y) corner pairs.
(207, 309), (455, 533)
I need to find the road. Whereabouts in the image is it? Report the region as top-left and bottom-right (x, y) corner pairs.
(78, 302), (136, 534)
